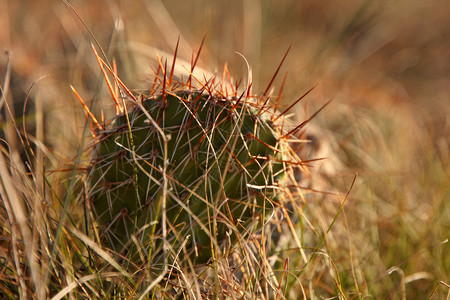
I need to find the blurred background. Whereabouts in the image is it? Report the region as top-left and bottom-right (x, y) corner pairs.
(1, 0), (449, 153)
(1, 0), (448, 298)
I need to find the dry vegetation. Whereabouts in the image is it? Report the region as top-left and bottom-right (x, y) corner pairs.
(0, 0), (448, 299)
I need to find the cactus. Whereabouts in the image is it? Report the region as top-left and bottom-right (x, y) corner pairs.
(81, 46), (299, 273)
(88, 89), (287, 264)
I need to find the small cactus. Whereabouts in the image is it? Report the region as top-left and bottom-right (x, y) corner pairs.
(80, 45), (304, 273)
(89, 90), (287, 264)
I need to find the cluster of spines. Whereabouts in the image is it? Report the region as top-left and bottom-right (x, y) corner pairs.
(74, 41), (323, 271)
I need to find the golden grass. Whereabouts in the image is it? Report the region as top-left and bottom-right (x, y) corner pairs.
(0, 0), (448, 299)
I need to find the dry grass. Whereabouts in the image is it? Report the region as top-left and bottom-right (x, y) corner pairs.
(0, 0), (448, 299)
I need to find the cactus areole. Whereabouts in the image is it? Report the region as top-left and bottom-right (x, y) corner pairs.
(89, 90), (287, 265)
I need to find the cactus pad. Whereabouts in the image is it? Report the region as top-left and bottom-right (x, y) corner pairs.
(88, 89), (288, 266)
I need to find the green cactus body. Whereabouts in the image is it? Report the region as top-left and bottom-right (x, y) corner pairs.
(89, 90), (286, 265)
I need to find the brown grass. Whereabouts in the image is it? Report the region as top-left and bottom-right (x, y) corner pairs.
(0, 0), (448, 299)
